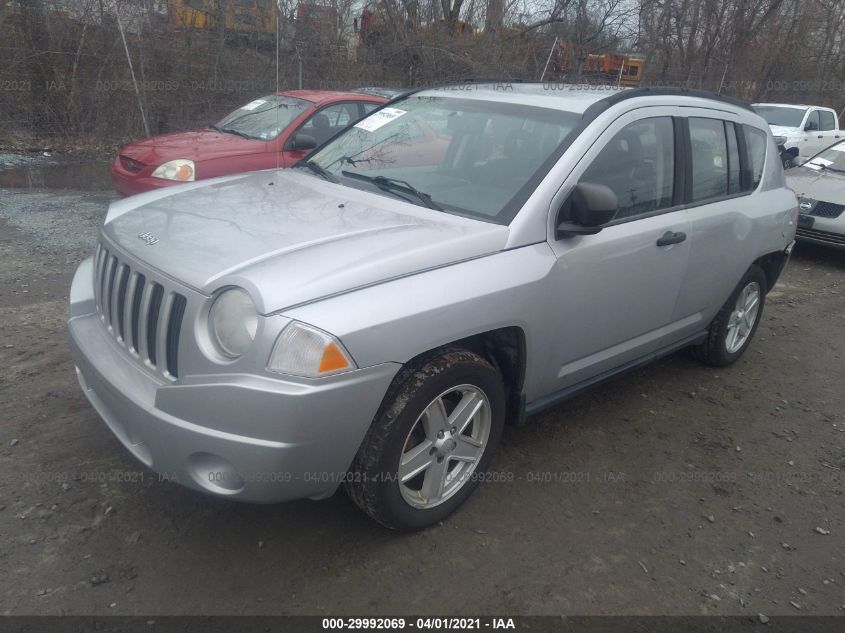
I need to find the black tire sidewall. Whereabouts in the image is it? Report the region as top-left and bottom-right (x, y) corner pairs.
(366, 354), (505, 530)
(711, 266), (767, 365)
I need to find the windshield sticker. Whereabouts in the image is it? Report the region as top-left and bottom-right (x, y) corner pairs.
(830, 145), (845, 152)
(354, 107), (407, 132)
(241, 99), (267, 111)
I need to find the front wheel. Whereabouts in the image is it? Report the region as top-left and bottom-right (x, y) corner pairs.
(691, 266), (767, 367)
(345, 348), (505, 530)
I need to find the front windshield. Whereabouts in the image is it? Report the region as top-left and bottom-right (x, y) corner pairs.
(753, 105), (807, 128)
(803, 142), (845, 172)
(307, 95), (580, 222)
(213, 95), (310, 140)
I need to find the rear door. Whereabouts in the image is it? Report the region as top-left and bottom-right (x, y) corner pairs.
(544, 107), (692, 394)
(673, 112), (768, 331)
(818, 109), (839, 152)
(803, 109), (825, 156)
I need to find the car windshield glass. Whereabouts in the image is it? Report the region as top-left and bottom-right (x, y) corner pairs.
(804, 142), (845, 172)
(213, 95), (310, 140)
(306, 94), (580, 223)
(752, 106), (808, 128)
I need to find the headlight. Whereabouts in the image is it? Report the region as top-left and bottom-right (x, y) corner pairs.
(267, 321), (356, 378)
(774, 136), (787, 146)
(152, 159), (195, 181)
(208, 288), (257, 358)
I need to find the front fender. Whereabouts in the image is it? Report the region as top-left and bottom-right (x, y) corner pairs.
(282, 243), (557, 401)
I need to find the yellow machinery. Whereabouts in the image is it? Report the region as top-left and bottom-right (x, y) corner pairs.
(167, 0), (275, 34)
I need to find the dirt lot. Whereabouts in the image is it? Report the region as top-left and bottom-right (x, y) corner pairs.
(0, 161), (843, 616)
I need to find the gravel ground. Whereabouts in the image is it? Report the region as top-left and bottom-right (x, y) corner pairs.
(0, 170), (843, 616)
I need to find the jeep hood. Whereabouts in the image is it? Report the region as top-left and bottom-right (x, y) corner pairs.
(102, 170), (509, 313)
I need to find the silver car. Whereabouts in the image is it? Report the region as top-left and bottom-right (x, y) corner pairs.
(69, 84), (797, 530)
(786, 140), (845, 249)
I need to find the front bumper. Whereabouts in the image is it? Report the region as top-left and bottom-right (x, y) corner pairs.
(68, 258), (399, 502)
(796, 215), (845, 250)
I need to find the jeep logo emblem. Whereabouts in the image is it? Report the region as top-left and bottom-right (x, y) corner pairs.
(138, 231), (159, 246)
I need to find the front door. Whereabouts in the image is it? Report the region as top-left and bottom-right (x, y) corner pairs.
(544, 109), (691, 394)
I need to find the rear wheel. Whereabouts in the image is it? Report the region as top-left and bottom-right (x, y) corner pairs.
(345, 348), (505, 531)
(691, 266), (767, 367)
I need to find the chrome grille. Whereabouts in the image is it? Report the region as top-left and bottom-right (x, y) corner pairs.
(93, 243), (187, 379)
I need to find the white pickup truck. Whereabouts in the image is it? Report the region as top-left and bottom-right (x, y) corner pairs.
(752, 103), (842, 168)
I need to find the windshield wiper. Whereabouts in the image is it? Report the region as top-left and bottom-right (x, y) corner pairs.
(341, 171), (442, 210)
(820, 163), (845, 174)
(210, 125), (255, 140)
(297, 160), (338, 182)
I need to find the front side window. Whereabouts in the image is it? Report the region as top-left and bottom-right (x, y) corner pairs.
(805, 110), (821, 131)
(819, 110), (835, 131)
(213, 95), (310, 140)
(307, 95), (580, 223)
(299, 103), (362, 144)
(752, 105), (807, 128)
(579, 117), (675, 220)
(743, 126), (768, 189)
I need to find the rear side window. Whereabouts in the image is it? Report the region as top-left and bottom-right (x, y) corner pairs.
(580, 116), (675, 220)
(689, 118), (729, 202)
(743, 126), (768, 190)
(820, 110), (836, 131)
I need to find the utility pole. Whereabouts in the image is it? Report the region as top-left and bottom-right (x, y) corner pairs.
(540, 36), (559, 82)
(116, 7), (150, 137)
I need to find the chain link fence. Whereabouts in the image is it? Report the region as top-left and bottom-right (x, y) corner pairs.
(2, 0), (845, 153)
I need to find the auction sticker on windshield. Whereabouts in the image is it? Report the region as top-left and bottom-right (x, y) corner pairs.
(355, 107), (406, 132)
(241, 99), (267, 111)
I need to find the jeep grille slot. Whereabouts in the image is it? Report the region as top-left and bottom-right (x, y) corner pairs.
(94, 242), (187, 381)
(129, 273), (146, 353)
(165, 295), (187, 378)
(146, 283), (164, 366)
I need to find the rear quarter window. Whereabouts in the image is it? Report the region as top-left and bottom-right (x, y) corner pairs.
(743, 126), (768, 190)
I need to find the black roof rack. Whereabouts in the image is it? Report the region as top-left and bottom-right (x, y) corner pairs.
(593, 86), (753, 112)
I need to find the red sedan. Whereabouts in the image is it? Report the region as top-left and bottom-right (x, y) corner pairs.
(111, 90), (388, 196)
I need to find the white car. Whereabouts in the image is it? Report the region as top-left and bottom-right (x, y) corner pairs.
(786, 140), (845, 249)
(752, 103), (841, 168)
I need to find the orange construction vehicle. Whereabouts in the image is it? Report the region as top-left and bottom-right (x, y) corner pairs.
(583, 52), (644, 86)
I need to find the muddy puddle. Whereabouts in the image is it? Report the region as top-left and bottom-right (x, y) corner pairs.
(0, 158), (112, 191)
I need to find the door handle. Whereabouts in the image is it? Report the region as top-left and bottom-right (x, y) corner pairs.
(656, 231), (687, 247)
(818, 135), (824, 138)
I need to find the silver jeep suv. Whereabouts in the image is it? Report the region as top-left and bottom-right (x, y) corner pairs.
(69, 83), (798, 530)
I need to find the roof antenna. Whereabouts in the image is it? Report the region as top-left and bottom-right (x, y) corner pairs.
(275, 0), (280, 170)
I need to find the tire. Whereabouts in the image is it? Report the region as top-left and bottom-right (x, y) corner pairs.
(345, 347), (505, 531)
(691, 265), (767, 367)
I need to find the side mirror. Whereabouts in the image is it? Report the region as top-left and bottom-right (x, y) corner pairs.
(290, 133), (317, 151)
(556, 182), (618, 238)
